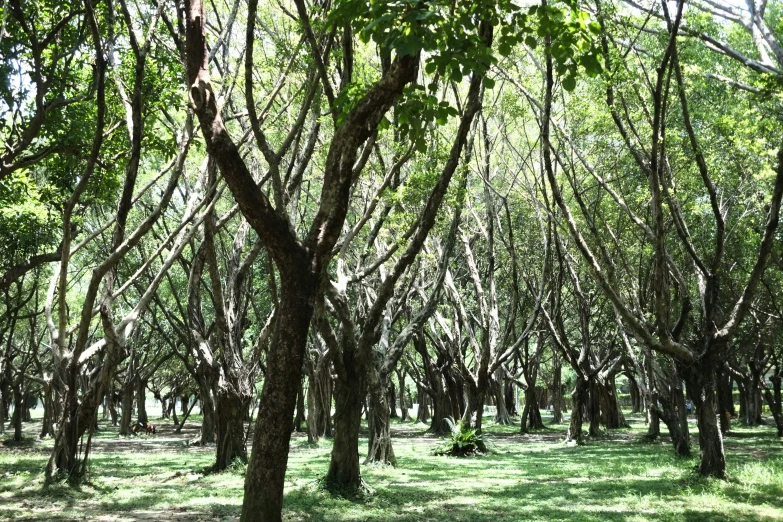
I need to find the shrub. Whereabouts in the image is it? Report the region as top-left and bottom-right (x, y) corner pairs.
(435, 417), (486, 457)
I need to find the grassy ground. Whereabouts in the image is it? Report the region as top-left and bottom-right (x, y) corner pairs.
(1, 412), (782, 521)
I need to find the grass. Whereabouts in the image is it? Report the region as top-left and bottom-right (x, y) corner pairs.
(1, 412), (782, 521)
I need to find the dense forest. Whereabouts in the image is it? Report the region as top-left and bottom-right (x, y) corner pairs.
(1, 0), (783, 521)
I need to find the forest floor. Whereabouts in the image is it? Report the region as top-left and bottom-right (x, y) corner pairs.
(1, 412), (782, 521)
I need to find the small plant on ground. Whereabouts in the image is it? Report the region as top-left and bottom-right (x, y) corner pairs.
(435, 417), (486, 457)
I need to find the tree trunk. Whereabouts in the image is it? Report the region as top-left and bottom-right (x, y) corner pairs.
(462, 381), (487, 434)
(136, 379), (148, 426)
(521, 387), (544, 433)
(716, 365), (734, 434)
(504, 380), (517, 417)
(416, 385), (430, 424)
(119, 380), (135, 435)
(22, 392), (35, 422)
(306, 376), (320, 443)
(492, 370), (512, 425)
(109, 391), (119, 426)
(40, 382), (55, 438)
(552, 352), (564, 423)
(748, 363), (763, 426)
(398, 370), (409, 421)
(241, 281), (316, 521)
(387, 380), (398, 419)
(588, 378), (601, 436)
(214, 381), (249, 470)
(197, 367), (217, 444)
(647, 391), (661, 439)
(628, 372), (642, 414)
(11, 376), (23, 441)
(428, 376), (452, 434)
(737, 379), (747, 423)
(366, 371), (396, 466)
(599, 374), (629, 429)
(683, 364), (726, 478)
(566, 378), (587, 444)
(294, 379), (306, 433)
(762, 383), (783, 437)
(326, 371), (364, 490)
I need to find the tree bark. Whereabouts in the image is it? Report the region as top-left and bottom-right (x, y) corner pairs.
(294, 379), (306, 433)
(197, 364), (216, 443)
(214, 382), (249, 470)
(683, 364), (726, 478)
(326, 370), (364, 490)
(366, 371), (396, 466)
(119, 379), (135, 435)
(565, 378), (587, 444)
(136, 379), (148, 426)
(398, 370), (409, 421)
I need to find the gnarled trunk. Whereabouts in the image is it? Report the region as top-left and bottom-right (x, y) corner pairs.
(366, 371), (396, 466)
(683, 364), (726, 478)
(599, 374), (629, 429)
(214, 381), (250, 470)
(326, 370), (364, 490)
(521, 387), (544, 433)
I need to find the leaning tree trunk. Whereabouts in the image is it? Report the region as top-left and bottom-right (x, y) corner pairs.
(241, 280), (316, 521)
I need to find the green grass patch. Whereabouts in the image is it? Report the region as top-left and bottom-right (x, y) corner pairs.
(1, 414), (782, 521)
